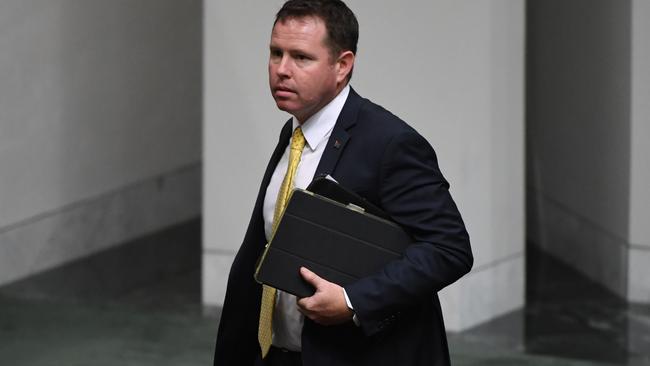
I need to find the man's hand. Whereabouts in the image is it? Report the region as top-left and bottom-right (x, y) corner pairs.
(297, 267), (354, 326)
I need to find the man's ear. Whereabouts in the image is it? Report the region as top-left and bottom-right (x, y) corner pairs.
(336, 51), (355, 83)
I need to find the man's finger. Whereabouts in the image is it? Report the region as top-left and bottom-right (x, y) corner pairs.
(296, 297), (309, 310)
(296, 300), (307, 314)
(300, 267), (323, 288)
(296, 298), (317, 319)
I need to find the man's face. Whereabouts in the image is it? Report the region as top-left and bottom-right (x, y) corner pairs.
(269, 16), (341, 123)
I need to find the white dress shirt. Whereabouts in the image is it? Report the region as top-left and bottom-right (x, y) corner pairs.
(262, 85), (350, 351)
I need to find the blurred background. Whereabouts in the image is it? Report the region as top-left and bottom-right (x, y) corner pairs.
(0, 0), (648, 365)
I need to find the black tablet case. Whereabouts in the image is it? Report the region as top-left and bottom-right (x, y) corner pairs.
(254, 183), (411, 298)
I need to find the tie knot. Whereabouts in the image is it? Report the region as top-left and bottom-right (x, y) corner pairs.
(291, 127), (306, 151)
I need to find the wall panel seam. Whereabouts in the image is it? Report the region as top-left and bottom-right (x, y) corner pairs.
(468, 251), (523, 275)
(0, 161), (201, 235)
(203, 248), (237, 256)
(528, 187), (632, 249)
(630, 244), (650, 251)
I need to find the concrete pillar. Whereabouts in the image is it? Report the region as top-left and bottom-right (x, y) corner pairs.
(528, 0), (650, 304)
(527, 0), (632, 298)
(628, 0), (650, 303)
(203, 0), (525, 331)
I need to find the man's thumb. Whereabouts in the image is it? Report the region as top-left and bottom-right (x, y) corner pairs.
(300, 267), (322, 288)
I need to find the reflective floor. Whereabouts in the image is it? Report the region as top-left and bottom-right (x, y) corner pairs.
(0, 220), (648, 365)
(449, 245), (650, 366)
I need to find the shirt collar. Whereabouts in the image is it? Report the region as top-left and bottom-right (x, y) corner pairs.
(292, 84), (350, 151)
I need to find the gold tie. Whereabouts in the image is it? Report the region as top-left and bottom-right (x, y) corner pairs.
(258, 127), (306, 358)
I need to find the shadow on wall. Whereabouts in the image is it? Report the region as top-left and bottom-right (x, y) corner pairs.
(525, 0), (631, 299)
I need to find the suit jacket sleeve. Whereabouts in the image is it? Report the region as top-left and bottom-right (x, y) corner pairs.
(343, 130), (473, 337)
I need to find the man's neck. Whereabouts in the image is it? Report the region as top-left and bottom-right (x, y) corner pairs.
(295, 83), (349, 124)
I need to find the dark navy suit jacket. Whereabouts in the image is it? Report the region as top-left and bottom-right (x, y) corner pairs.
(213, 88), (473, 366)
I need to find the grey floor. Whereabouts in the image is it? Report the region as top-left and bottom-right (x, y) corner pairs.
(1, 220), (648, 365)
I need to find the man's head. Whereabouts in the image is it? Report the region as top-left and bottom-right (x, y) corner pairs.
(275, 0), (358, 62)
(269, 0), (358, 123)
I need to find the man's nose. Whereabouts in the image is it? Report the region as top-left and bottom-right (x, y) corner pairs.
(276, 56), (292, 78)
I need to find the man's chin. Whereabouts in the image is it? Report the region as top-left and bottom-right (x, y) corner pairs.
(274, 101), (296, 115)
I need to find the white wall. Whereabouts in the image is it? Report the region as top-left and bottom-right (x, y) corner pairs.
(628, 0), (650, 302)
(203, 1), (289, 305)
(203, 0), (525, 331)
(0, 0), (202, 285)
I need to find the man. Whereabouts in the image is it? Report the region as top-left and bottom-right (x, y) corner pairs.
(213, 1), (473, 365)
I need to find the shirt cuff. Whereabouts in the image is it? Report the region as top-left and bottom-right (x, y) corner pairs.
(343, 288), (360, 327)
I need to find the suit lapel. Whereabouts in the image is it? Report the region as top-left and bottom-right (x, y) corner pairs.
(314, 87), (363, 179)
(258, 119), (293, 200)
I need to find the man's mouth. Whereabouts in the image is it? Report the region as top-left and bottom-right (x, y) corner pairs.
(274, 86), (296, 97)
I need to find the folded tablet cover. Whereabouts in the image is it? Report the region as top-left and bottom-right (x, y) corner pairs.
(255, 189), (411, 298)
(306, 177), (390, 220)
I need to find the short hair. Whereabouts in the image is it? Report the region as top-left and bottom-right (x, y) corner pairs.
(274, 0), (359, 60)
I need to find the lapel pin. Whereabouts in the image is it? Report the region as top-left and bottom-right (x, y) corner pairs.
(334, 139), (341, 149)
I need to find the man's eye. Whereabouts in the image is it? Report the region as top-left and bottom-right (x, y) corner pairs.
(270, 50), (282, 58)
(296, 55), (310, 61)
